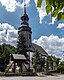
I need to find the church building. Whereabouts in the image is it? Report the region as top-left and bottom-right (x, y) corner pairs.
(8, 4), (48, 74)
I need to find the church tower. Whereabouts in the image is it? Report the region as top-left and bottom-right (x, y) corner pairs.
(18, 5), (32, 53)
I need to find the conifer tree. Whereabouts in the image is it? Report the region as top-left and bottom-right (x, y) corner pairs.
(32, 50), (40, 72)
(17, 31), (28, 58)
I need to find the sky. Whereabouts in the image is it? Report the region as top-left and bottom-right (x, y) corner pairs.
(0, 0), (64, 59)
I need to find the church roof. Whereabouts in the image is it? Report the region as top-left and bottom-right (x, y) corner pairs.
(31, 43), (48, 57)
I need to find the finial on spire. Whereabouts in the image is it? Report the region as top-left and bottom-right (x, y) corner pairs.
(24, 4), (26, 15)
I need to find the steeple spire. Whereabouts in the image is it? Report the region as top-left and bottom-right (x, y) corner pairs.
(21, 2), (29, 25)
(24, 4), (26, 15)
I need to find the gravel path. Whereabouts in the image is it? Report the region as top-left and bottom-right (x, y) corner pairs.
(0, 75), (64, 80)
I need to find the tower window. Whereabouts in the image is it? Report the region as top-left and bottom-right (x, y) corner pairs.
(29, 34), (31, 39)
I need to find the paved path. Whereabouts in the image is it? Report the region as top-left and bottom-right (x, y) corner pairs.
(0, 75), (64, 80)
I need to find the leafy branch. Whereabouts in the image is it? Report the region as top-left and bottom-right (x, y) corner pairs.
(37, 0), (64, 21)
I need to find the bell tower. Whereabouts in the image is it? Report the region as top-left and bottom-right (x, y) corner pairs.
(18, 4), (32, 52)
(16, 4), (32, 72)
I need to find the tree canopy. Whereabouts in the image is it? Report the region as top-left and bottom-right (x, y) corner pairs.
(37, 0), (64, 21)
(0, 44), (16, 72)
(32, 50), (41, 72)
(57, 62), (64, 73)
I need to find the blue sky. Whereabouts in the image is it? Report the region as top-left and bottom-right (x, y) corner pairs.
(0, 0), (64, 39)
(0, 0), (64, 59)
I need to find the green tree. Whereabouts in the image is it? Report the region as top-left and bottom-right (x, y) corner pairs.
(55, 58), (60, 66)
(45, 55), (60, 71)
(57, 62), (64, 73)
(0, 44), (16, 72)
(45, 56), (53, 70)
(32, 50), (41, 72)
(17, 31), (28, 58)
(37, 0), (64, 21)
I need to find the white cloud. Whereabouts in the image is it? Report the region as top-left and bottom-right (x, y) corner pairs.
(0, 23), (18, 46)
(0, 0), (30, 12)
(0, 0), (18, 12)
(49, 17), (57, 24)
(0, 23), (15, 30)
(33, 34), (64, 59)
(20, 0), (30, 8)
(34, 0), (47, 24)
(57, 23), (64, 29)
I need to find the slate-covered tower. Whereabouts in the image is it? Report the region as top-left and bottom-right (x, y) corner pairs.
(18, 5), (32, 52)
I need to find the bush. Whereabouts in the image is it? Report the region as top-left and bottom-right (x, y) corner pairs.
(57, 62), (64, 73)
(5, 67), (13, 73)
(0, 65), (7, 72)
